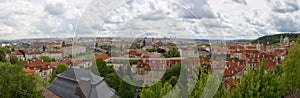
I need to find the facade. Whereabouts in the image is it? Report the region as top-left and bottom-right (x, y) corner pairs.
(62, 46), (86, 57)
(31, 41), (62, 49)
(179, 47), (199, 57)
(23, 60), (54, 80)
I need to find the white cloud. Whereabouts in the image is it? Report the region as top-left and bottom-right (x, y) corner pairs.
(267, 0), (299, 13)
(0, 0), (90, 40)
(0, 0), (300, 40)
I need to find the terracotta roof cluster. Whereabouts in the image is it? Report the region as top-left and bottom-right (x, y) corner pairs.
(129, 49), (149, 57)
(28, 51), (44, 55)
(54, 59), (83, 66)
(90, 54), (110, 61)
(23, 60), (53, 71)
(13, 50), (24, 55)
(246, 52), (277, 71)
(45, 50), (62, 53)
(32, 41), (61, 45)
(199, 57), (211, 65)
(224, 60), (245, 77)
(137, 59), (181, 71)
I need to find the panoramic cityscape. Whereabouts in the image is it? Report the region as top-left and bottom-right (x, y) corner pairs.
(1, 0), (300, 98)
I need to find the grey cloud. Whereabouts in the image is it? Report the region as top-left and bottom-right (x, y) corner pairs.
(232, 0), (247, 5)
(268, 0), (299, 13)
(244, 16), (265, 27)
(137, 10), (167, 21)
(271, 14), (300, 32)
(199, 18), (231, 29)
(44, 2), (66, 15)
(175, 0), (216, 19)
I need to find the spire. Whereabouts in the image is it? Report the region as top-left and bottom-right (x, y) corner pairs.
(280, 35), (283, 46)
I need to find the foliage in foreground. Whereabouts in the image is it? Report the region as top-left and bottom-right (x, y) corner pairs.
(0, 62), (43, 98)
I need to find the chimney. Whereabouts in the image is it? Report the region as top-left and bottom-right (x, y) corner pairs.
(79, 77), (91, 98)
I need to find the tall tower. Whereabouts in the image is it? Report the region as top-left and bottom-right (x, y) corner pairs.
(283, 35), (289, 45)
(256, 40), (260, 51)
(142, 37), (147, 47)
(280, 35), (283, 46)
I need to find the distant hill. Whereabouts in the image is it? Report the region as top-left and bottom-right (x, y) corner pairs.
(251, 33), (299, 45)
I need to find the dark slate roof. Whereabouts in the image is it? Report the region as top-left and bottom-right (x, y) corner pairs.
(59, 68), (77, 80)
(47, 68), (115, 98)
(47, 78), (79, 98)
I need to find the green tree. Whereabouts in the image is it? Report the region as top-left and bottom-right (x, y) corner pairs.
(0, 47), (7, 62)
(140, 81), (173, 98)
(213, 83), (225, 98)
(228, 58), (283, 98)
(162, 48), (180, 58)
(56, 63), (68, 73)
(105, 73), (121, 91)
(49, 63), (68, 82)
(9, 55), (19, 64)
(39, 56), (55, 62)
(68, 54), (73, 58)
(161, 63), (181, 85)
(0, 62), (42, 97)
(281, 34), (300, 95)
(96, 58), (114, 77)
(146, 47), (156, 52)
(189, 65), (209, 98)
(106, 50), (116, 56)
(117, 81), (136, 98)
(130, 44), (138, 49)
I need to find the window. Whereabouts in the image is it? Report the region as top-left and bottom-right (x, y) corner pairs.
(44, 72), (47, 76)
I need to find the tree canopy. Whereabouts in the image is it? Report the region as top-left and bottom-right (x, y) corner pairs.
(146, 47), (156, 52)
(0, 62), (42, 97)
(94, 58), (137, 98)
(39, 56), (55, 62)
(281, 34), (300, 95)
(49, 63), (68, 82)
(224, 58), (284, 98)
(9, 55), (19, 64)
(162, 48), (180, 58)
(0, 47), (7, 62)
(251, 33), (299, 45)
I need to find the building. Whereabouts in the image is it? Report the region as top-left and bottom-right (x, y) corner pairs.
(62, 46), (86, 57)
(280, 35), (290, 46)
(23, 60), (54, 80)
(179, 47), (198, 57)
(31, 41), (62, 49)
(47, 68), (115, 98)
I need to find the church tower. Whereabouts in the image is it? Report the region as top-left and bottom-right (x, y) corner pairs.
(280, 35), (283, 46)
(256, 40), (261, 51)
(283, 35), (289, 45)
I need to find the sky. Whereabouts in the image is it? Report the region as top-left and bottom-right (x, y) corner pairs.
(0, 0), (299, 40)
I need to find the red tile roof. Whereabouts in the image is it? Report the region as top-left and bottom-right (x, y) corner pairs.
(32, 41), (60, 45)
(224, 60), (245, 77)
(13, 50), (23, 55)
(23, 60), (51, 71)
(23, 68), (35, 75)
(90, 54), (110, 61)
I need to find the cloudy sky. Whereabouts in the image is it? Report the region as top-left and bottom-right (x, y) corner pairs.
(0, 0), (299, 40)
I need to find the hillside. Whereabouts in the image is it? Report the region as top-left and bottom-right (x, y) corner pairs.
(251, 33), (299, 45)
